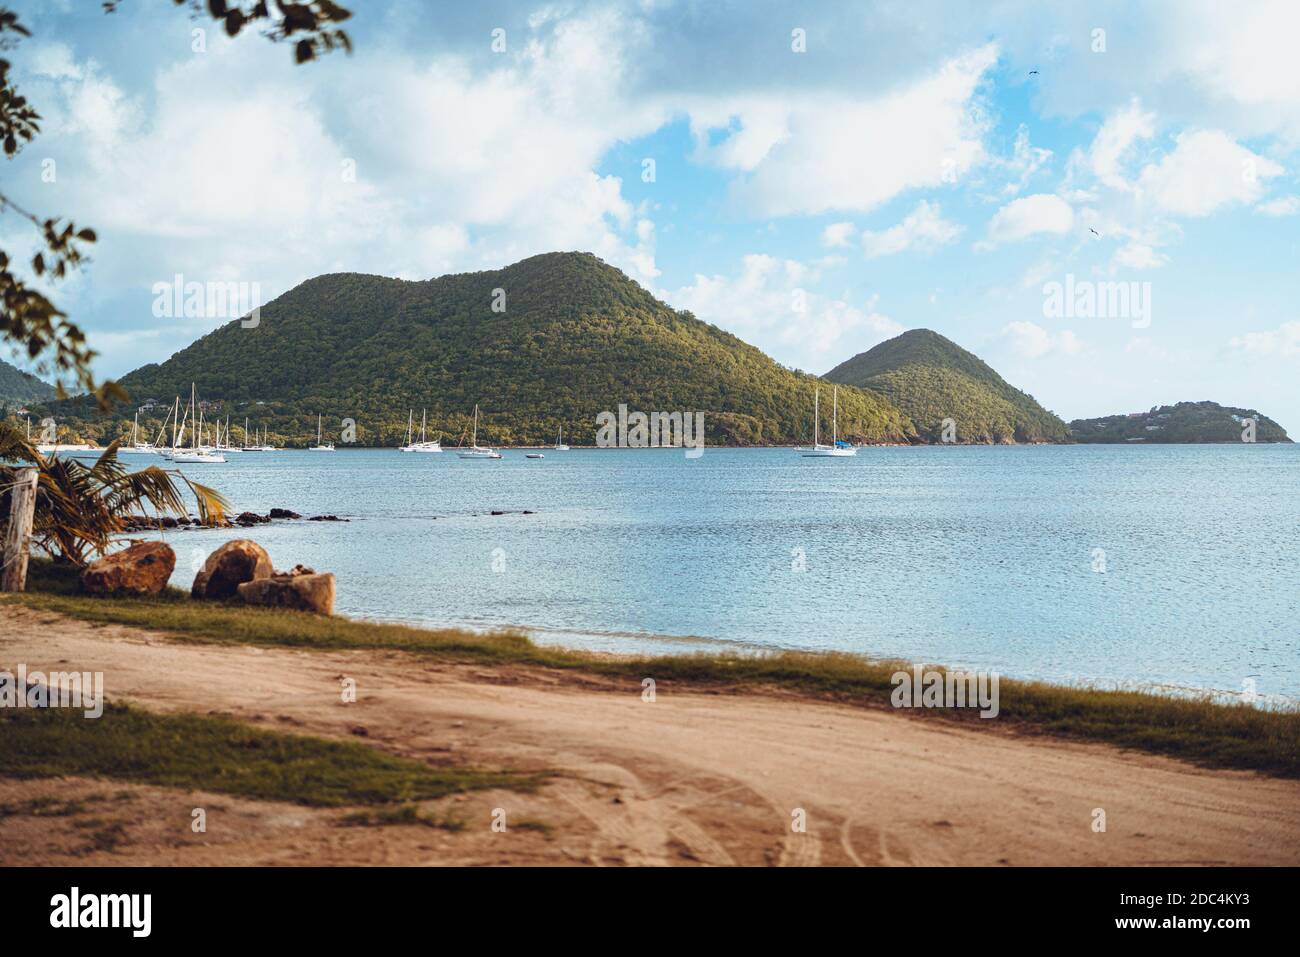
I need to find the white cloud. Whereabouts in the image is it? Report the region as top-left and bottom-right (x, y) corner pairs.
(1256, 195), (1300, 217)
(996, 125), (1053, 196)
(666, 255), (903, 372)
(1137, 130), (1283, 217)
(1088, 99), (1156, 190)
(1001, 321), (1082, 358)
(860, 201), (962, 258)
(981, 194), (1075, 247)
(698, 44), (998, 216)
(1229, 321), (1300, 357)
(28, 5), (669, 336)
(1111, 243), (1168, 271)
(821, 222), (857, 248)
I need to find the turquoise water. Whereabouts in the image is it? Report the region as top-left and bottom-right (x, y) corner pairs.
(139, 445), (1298, 699)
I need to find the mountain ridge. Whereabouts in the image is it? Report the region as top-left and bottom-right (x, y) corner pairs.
(0, 357), (57, 406)
(55, 252), (917, 446)
(824, 328), (1070, 443)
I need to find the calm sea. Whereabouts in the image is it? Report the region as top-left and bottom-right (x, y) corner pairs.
(127, 444), (1298, 700)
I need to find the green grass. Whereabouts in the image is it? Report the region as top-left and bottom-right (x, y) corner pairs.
(9, 559), (1300, 778)
(337, 804), (466, 831)
(0, 702), (544, 807)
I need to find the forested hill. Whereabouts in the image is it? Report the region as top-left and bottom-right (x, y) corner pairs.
(0, 357), (57, 405)
(47, 252), (916, 447)
(824, 329), (1070, 443)
(1069, 402), (1291, 443)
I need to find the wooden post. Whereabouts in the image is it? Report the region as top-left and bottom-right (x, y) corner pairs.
(1, 467), (39, 592)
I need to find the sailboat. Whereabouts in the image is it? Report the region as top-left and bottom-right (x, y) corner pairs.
(240, 418), (261, 452)
(243, 424), (277, 452)
(172, 384), (226, 463)
(554, 425), (570, 451)
(799, 386), (857, 457)
(399, 409), (442, 452)
(118, 412), (157, 454)
(217, 415), (241, 453)
(457, 405), (502, 459)
(309, 414), (335, 451)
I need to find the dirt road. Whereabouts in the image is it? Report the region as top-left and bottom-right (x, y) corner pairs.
(3, 604), (1297, 866)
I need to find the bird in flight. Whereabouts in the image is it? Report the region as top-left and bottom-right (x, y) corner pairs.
(1089, 227), (1100, 237)
(1028, 69), (1039, 75)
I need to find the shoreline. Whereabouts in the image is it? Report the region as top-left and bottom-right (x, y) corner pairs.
(2, 601), (1298, 866)
(8, 564), (1300, 780)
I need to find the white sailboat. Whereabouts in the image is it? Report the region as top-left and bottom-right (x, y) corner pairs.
(217, 415), (241, 453)
(244, 423), (277, 452)
(799, 386), (857, 457)
(309, 414), (335, 451)
(399, 409), (442, 452)
(118, 412), (157, 454)
(554, 425), (570, 451)
(240, 418), (261, 452)
(172, 385), (226, 463)
(457, 404), (502, 459)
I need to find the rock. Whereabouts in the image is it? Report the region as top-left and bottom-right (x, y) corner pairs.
(81, 541), (175, 596)
(234, 511), (270, 527)
(237, 571), (335, 615)
(268, 508), (301, 520)
(191, 539), (273, 600)
(307, 514), (347, 522)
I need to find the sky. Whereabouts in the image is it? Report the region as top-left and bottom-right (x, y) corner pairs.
(4, 0), (1299, 427)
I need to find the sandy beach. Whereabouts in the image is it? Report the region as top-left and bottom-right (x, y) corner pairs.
(2, 603), (1298, 867)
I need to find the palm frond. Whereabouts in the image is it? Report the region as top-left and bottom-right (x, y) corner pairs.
(0, 422), (232, 566)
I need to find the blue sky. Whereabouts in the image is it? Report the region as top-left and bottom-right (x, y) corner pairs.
(5, 0), (1299, 427)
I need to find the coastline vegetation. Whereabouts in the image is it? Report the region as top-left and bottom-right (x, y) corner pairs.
(11, 560), (1299, 780)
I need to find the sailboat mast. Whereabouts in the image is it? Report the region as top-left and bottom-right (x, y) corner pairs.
(814, 389), (820, 446)
(832, 387), (838, 446)
(421, 409), (427, 443)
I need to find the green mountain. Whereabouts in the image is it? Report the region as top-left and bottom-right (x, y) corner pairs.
(1069, 401), (1291, 443)
(0, 357), (57, 406)
(823, 329), (1069, 443)
(42, 252), (916, 447)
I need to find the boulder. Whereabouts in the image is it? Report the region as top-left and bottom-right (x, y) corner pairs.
(234, 511), (270, 527)
(191, 539), (273, 600)
(237, 571), (335, 615)
(268, 508), (301, 520)
(81, 541), (175, 596)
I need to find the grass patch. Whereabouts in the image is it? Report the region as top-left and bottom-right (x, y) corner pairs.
(337, 804), (465, 831)
(0, 796), (89, 819)
(9, 559), (1300, 778)
(0, 703), (544, 807)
